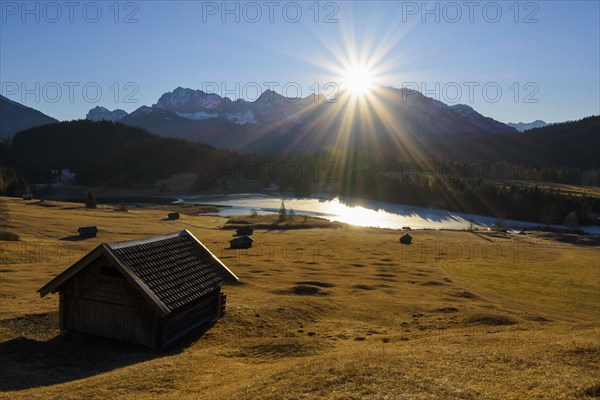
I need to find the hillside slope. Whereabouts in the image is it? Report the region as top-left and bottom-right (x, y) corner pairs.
(0, 198), (598, 399)
(0, 95), (58, 138)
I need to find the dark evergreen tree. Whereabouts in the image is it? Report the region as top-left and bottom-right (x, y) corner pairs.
(85, 190), (97, 209)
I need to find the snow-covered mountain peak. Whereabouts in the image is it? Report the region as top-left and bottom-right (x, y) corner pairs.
(154, 87), (225, 113)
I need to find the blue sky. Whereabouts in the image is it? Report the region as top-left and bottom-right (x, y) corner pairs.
(1, 1), (598, 123)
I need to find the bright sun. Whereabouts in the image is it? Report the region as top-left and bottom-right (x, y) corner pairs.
(342, 66), (374, 96)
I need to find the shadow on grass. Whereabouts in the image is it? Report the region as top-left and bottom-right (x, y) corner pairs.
(0, 314), (215, 392)
(25, 201), (58, 208)
(0, 333), (162, 391)
(59, 235), (92, 241)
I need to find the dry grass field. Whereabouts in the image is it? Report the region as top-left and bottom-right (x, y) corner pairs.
(0, 197), (599, 399)
(511, 181), (600, 198)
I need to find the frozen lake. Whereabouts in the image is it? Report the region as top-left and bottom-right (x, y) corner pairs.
(173, 193), (600, 234)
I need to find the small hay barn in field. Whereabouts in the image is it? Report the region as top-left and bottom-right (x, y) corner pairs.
(400, 233), (413, 244)
(230, 235), (254, 249)
(78, 226), (98, 238)
(38, 230), (238, 349)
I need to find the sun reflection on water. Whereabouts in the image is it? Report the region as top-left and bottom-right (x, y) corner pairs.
(321, 197), (396, 228)
(178, 194), (600, 233)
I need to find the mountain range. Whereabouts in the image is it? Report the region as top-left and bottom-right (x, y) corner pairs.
(86, 106), (129, 122)
(0, 87), (575, 158)
(81, 86), (519, 152)
(507, 120), (549, 132)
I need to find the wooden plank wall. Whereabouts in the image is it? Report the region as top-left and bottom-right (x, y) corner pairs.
(162, 291), (220, 347)
(59, 256), (227, 348)
(63, 257), (155, 347)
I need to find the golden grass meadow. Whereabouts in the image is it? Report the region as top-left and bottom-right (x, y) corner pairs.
(0, 197), (599, 399)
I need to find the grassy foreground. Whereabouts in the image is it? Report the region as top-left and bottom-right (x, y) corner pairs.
(0, 197), (598, 399)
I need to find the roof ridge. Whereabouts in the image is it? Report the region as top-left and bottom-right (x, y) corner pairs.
(108, 230), (189, 249)
(39, 229), (238, 316)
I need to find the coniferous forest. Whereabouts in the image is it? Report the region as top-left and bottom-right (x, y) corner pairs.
(1, 118), (598, 226)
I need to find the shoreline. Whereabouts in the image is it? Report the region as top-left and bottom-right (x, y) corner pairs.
(15, 192), (600, 235)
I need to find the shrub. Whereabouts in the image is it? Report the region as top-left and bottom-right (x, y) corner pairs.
(278, 200), (286, 222)
(85, 190), (97, 209)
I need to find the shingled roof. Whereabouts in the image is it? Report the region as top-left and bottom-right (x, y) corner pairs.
(39, 230), (238, 316)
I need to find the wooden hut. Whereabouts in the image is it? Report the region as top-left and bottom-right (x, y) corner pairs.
(399, 233), (412, 244)
(230, 235), (253, 249)
(78, 226), (98, 238)
(235, 226), (254, 236)
(38, 230), (238, 349)
(167, 212), (180, 220)
(22, 194), (33, 200)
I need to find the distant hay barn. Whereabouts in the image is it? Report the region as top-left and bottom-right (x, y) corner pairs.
(22, 194), (33, 200)
(236, 226), (254, 236)
(167, 212), (180, 220)
(78, 226), (98, 238)
(400, 233), (412, 244)
(38, 230), (238, 349)
(230, 235), (253, 249)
